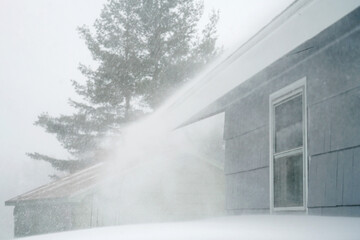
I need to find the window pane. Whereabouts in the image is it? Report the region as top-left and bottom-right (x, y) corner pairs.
(274, 153), (303, 208)
(275, 95), (303, 153)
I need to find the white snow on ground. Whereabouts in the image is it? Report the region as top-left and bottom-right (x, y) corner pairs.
(22, 215), (360, 240)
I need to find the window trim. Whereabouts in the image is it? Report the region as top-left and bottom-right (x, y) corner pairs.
(269, 77), (308, 213)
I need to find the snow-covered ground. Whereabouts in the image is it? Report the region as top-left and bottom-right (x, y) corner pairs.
(23, 215), (360, 240)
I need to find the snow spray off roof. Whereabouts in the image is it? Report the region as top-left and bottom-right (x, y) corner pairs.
(158, 0), (360, 130)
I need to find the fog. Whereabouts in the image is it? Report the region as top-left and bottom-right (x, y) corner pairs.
(0, 0), (294, 238)
(92, 113), (225, 225)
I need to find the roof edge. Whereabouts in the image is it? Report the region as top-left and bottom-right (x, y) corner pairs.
(167, 0), (360, 129)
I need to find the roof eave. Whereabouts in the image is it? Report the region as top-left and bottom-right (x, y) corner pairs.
(166, 0), (360, 129)
(4, 197), (82, 207)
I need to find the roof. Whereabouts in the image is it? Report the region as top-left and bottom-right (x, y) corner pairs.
(159, 0), (360, 129)
(179, 4), (360, 128)
(5, 150), (224, 206)
(5, 163), (104, 206)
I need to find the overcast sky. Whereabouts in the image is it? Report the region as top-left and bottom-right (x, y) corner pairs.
(0, 0), (293, 238)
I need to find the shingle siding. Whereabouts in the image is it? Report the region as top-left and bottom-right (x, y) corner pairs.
(226, 168), (269, 210)
(224, 86), (270, 140)
(223, 8), (360, 215)
(225, 126), (268, 174)
(308, 87), (360, 155)
(308, 152), (338, 207)
(309, 206), (360, 216)
(306, 31), (360, 106)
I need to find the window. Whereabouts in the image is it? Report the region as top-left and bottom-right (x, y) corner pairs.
(269, 78), (307, 212)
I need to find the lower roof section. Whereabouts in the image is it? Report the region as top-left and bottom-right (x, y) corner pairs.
(5, 163), (103, 206)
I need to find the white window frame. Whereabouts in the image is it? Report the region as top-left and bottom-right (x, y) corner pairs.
(269, 77), (307, 213)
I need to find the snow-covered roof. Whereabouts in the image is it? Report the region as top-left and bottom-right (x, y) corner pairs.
(5, 163), (104, 206)
(161, 0), (360, 129)
(5, 150), (224, 205)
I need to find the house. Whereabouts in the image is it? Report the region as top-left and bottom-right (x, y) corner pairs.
(5, 164), (103, 237)
(5, 157), (225, 237)
(166, 0), (360, 215)
(6, 0), (360, 237)
(5, 149), (225, 237)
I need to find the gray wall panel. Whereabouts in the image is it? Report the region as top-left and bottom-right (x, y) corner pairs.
(308, 87), (360, 156)
(335, 150), (345, 205)
(325, 153), (339, 206)
(224, 86), (269, 140)
(308, 103), (331, 156)
(308, 155), (322, 207)
(330, 88), (360, 151)
(225, 127), (268, 174)
(227, 208), (269, 215)
(306, 31), (360, 105)
(226, 168), (269, 210)
(338, 149), (353, 205)
(308, 147), (360, 208)
(343, 147), (360, 205)
(308, 152), (338, 207)
(308, 208), (322, 215)
(309, 206), (360, 217)
(352, 148), (360, 204)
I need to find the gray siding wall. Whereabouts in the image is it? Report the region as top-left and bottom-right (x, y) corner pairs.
(224, 18), (360, 215)
(308, 147), (360, 208)
(226, 168), (269, 210)
(14, 204), (74, 237)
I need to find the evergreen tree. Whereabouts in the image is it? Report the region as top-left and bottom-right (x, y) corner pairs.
(28, 0), (220, 177)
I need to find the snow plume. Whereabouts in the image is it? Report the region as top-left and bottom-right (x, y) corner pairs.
(90, 112), (226, 226)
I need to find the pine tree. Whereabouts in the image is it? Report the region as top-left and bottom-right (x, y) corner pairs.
(28, 0), (220, 177)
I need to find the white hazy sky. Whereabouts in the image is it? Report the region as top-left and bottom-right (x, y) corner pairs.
(0, 0), (293, 238)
